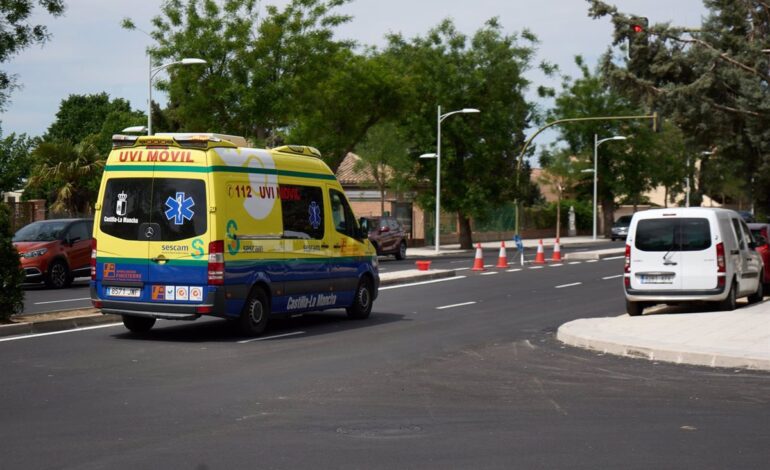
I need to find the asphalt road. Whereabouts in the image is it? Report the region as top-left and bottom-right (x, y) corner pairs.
(2, 257), (768, 469)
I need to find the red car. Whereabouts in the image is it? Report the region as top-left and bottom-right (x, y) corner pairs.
(362, 216), (408, 260)
(12, 218), (94, 288)
(748, 223), (770, 289)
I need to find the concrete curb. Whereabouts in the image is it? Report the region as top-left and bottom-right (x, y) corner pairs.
(0, 312), (121, 338)
(557, 316), (770, 371)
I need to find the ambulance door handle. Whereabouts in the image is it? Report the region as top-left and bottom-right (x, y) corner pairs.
(321, 244), (329, 249)
(333, 244), (342, 249)
(152, 257), (168, 264)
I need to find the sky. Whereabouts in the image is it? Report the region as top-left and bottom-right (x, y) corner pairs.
(0, 0), (708, 144)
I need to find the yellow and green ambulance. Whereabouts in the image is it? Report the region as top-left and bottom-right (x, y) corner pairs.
(90, 133), (379, 335)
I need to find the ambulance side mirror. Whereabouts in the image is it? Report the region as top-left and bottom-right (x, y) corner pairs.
(358, 217), (370, 239)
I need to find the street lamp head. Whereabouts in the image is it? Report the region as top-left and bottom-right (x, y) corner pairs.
(611, 135), (627, 141)
(461, 108), (480, 114)
(419, 153), (437, 159)
(180, 58), (207, 65)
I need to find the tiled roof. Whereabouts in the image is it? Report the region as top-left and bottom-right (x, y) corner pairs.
(336, 152), (392, 185)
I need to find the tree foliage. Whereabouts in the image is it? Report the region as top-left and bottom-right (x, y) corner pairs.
(0, 130), (36, 194)
(0, 0), (66, 111)
(26, 139), (105, 216)
(587, 0), (770, 215)
(0, 202), (24, 321)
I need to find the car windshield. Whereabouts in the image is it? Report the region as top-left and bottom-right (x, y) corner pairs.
(614, 216), (632, 226)
(12, 221), (68, 242)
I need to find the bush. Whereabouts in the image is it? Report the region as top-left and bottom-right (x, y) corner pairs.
(524, 199), (592, 231)
(0, 203), (24, 321)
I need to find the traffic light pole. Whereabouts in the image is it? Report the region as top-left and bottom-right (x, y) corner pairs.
(514, 113), (659, 236)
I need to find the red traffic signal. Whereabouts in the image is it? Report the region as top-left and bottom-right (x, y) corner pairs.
(630, 17), (649, 34)
(631, 24), (644, 33)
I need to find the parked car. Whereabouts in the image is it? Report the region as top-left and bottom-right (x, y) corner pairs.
(611, 215), (632, 241)
(624, 208), (764, 316)
(363, 216), (407, 259)
(12, 218), (94, 288)
(748, 222), (770, 290)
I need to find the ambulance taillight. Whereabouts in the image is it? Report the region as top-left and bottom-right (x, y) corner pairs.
(208, 240), (225, 285)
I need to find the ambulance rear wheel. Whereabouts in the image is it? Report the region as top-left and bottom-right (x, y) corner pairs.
(122, 315), (156, 333)
(240, 287), (269, 336)
(347, 278), (373, 320)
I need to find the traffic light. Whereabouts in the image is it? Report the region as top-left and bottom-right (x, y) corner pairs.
(628, 17), (649, 58)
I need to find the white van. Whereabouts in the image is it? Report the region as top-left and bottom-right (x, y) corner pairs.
(624, 208), (764, 315)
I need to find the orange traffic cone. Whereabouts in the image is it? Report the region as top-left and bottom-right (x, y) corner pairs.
(472, 243), (485, 271)
(551, 238), (562, 262)
(534, 239), (546, 264)
(496, 241), (508, 268)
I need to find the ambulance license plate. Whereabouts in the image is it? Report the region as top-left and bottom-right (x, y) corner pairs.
(107, 287), (141, 298)
(640, 274), (673, 284)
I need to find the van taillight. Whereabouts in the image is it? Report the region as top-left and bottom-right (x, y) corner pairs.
(716, 242), (725, 273)
(624, 244), (631, 287)
(91, 238), (97, 280)
(208, 240), (225, 285)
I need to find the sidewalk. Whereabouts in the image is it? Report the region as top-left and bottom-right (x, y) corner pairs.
(558, 301), (770, 371)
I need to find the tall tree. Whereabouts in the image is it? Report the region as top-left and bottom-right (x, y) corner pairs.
(587, 0), (770, 216)
(0, 0), (66, 111)
(0, 202), (24, 321)
(45, 92), (144, 153)
(385, 19), (542, 248)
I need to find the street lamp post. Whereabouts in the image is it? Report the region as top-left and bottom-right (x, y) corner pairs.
(421, 105), (480, 253)
(148, 58), (207, 135)
(592, 134), (627, 240)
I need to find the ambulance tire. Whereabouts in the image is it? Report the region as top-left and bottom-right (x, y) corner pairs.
(240, 287), (270, 336)
(122, 315), (156, 333)
(347, 277), (373, 320)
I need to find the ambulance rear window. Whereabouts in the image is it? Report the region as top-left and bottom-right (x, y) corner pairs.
(635, 218), (711, 252)
(100, 177), (207, 241)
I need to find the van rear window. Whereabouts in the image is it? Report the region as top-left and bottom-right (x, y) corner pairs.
(635, 218), (711, 252)
(100, 177), (207, 241)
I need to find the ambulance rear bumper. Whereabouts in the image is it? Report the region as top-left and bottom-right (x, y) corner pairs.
(91, 285), (224, 320)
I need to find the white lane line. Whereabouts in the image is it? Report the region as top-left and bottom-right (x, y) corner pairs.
(549, 263), (564, 267)
(529, 266), (544, 270)
(506, 268), (522, 273)
(34, 297), (90, 305)
(602, 274), (623, 280)
(436, 301), (477, 310)
(238, 331), (305, 344)
(380, 276), (466, 290)
(555, 282), (582, 289)
(603, 256), (625, 261)
(455, 267), (471, 271)
(587, 260), (599, 263)
(568, 262), (582, 265)
(483, 264), (494, 268)
(480, 272), (498, 276)
(0, 323), (121, 343)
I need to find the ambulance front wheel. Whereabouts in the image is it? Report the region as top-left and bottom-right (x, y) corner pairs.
(122, 315), (156, 333)
(347, 277), (373, 320)
(240, 287), (270, 336)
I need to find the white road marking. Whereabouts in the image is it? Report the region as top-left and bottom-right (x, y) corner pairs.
(549, 263), (564, 267)
(436, 301), (477, 310)
(0, 323), (121, 343)
(555, 282), (582, 289)
(480, 272), (498, 276)
(34, 297), (90, 305)
(602, 274), (623, 280)
(506, 268), (522, 273)
(529, 266), (544, 270)
(238, 331), (305, 344)
(568, 262), (582, 265)
(587, 260), (599, 263)
(455, 267), (471, 271)
(380, 276), (466, 290)
(603, 256), (625, 261)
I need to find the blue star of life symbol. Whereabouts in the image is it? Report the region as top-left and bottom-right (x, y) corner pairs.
(165, 192), (195, 225)
(308, 201), (321, 229)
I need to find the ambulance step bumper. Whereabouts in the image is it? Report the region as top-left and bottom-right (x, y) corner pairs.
(99, 300), (204, 320)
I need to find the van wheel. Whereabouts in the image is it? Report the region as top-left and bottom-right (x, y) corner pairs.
(395, 241), (407, 260)
(347, 278), (373, 320)
(626, 300), (644, 316)
(122, 315), (156, 333)
(748, 279), (764, 304)
(239, 287), (270, 336)
(45, 260), (70, 289)
(719, 282), (737, 311)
